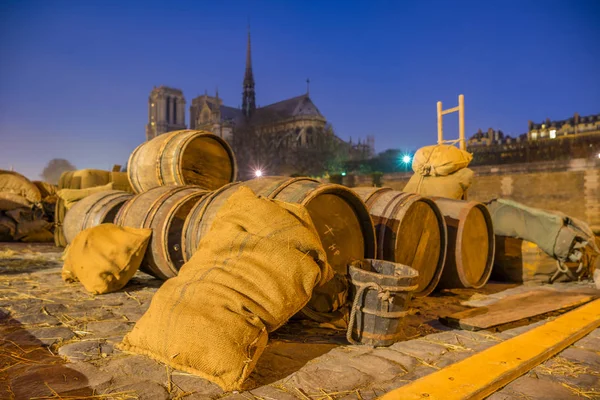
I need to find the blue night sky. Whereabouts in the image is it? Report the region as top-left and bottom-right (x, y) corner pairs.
(1, 0), (599, 180)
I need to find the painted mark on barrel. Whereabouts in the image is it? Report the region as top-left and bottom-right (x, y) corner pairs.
(324, 224), (335, 237)
(328, 243), (341, 256)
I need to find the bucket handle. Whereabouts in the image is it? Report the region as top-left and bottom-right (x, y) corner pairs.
(346, 281), (417, 345)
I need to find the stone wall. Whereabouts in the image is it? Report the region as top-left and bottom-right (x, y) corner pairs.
(342, 157), (600, 232)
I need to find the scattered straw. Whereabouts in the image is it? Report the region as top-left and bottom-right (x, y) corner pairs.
(421, 338), (472, 353)
(537, 357), (599, 378)
(124, 291), (141, 305)
(560, 382), (600, 399)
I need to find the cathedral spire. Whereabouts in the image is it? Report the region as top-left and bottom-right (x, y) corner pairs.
(242, 26), (256, 118)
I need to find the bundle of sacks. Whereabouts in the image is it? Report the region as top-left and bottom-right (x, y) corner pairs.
(404, 144), (474, 199)
(62, 186), (333, 391)
(55, 169), (133, 246)
(488, 198), (600, 286)
(0, 170), (56, 242)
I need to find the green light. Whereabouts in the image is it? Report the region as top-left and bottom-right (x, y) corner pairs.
(341, 172), (346, 176)
(402, 155), (412, 164)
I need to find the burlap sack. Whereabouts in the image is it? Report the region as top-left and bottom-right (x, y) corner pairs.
(109, 172), (133, 193)
(404, 167), (474, 199)
(21, 228), (54, 243)
(0, 216), (16, 241)
(0, 193), (31, 211)
(62, 224), (152, 294)
(57, 183), (114, 210)
(0, 170), (42, 203)
(15, 220), (52, 241)
(58, 169), (111, 190)
(54, 197), (68, 247)
(412, 144), (473, 177)
(32, 181), (58, 199)
(119, 187), (333, 391)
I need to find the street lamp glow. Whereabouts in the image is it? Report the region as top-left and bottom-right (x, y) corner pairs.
(402, 155), (412, 164)
(254, 169), (263, 178)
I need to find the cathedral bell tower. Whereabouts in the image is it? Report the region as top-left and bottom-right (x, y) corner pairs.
(242, 28), (256, 118)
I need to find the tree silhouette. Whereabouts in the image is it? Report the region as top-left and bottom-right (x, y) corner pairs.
(40, 158), (76, 184)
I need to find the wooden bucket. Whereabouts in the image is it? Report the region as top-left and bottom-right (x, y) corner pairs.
(432, 197), (495, 289)
(347, 259), (418, 346)
(115, 186), (209, 279)
(183, 177), (377, 275)
(63, 190), (133, 244)
(127, 130), (237, 194)
(353, 187), (448, 296)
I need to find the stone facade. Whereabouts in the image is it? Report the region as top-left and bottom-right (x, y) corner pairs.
(145, 86), (186, 141)
(349, 157), (600, 233)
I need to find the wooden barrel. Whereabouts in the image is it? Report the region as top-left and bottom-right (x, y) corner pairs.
(63, 190), (133, 244)
(127, 130), (237, 194)
(353, 187), (447, 297)
(432, 197), (495, 289)
(183, 177), (377, 275)
(115, 186), (209, 280)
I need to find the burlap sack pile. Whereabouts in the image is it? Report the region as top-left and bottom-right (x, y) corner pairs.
(0, 170), (54, 242)
(62, 223), (152, 294)
(55, 170), (134, 247)
(119, 187), (333, 391)
(404, 144), (474, 199)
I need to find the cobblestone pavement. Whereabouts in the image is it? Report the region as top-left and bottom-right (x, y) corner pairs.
(1, 244), (599, 399)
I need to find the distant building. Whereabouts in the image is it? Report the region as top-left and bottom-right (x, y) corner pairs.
(466, 112), (600, 166)
(145, 87), (187, 141)
(144, 30), (374, 159)
(528, 113), (600, 141)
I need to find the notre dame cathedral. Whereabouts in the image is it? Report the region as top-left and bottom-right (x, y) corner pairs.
(145, 30), (374, 176)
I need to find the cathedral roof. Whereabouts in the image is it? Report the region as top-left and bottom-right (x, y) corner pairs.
(251, 94), (325, 125)
(220, 105), (244, 123)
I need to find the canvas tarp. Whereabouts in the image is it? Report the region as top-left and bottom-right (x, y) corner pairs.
(0, 170), (42, 203)
(62, 224), (152, 294)
(119, 186), (333, 391)
(404, 167), (474, 199)
(486, 198), (599, 261)
(412, 144), (473, 177)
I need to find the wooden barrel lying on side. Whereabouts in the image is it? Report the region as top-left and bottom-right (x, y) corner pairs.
(63, 190), (134, 244)
(432, 197), (495, 289)
(115, 186), (209, 280)
(183, 177), (377, 275)
(353, 187), (448, 296)
(127, 130), (237, 194)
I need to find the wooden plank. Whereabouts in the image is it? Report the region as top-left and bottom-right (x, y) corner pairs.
(378, 298), (600, 400)
(440, 289), (595, 331)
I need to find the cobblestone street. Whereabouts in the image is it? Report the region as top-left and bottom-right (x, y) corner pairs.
(1, 243), (599, 399)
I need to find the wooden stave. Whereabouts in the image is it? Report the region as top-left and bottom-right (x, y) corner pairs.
(433, 197), (495, 289)
(115, 185), (209, 280)
(63, 190), (133, 244)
